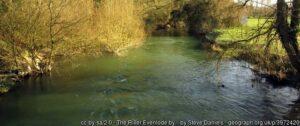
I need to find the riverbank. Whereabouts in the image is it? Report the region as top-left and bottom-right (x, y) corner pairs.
(0, 0), (146, 95)
(0, 74), (19, 95)
(0, 69), (31, 95)
(0, 37), (299, 125)
(213, 18), (300, 85)
(0, 43), (142, 95)
(0, 80), (16, 95)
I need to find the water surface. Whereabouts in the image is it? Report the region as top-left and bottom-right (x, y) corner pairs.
(0, 37), (299, 126)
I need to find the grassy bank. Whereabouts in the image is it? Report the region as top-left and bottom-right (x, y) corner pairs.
(214, 18), (299, 83)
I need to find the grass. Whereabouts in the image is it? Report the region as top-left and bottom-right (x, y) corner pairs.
(214, 18), (287, 57)
(215, 18), (269, 42)
(214, 18), (298, 79)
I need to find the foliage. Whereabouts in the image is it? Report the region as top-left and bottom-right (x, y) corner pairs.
(146, 0), (246, 36)
(0, 0), (145, 74)
(216, 18), (299, 79)
(0, 0), (85, 73)
(182, 0), (245, 35)
(132, 0), (246, 36)
(138, 0), (186, 33)
(92, 0), (145, 55)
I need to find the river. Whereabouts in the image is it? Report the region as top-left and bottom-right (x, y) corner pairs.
(0, 37), (299, 126)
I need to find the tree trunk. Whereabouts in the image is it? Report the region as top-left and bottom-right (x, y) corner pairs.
(276, 0), (300, 73)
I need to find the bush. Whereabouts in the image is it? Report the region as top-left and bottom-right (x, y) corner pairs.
(181, 0), (245, 35)
(0, 0), (145, 74)
(142, 0), (245, 36)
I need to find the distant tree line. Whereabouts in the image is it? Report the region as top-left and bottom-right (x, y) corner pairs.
(141, 0), (245, 36)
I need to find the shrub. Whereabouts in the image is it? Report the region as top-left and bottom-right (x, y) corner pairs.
(0, 0), (145, 74)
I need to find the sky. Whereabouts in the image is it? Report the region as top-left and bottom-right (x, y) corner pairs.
(234, 0), (277, 5)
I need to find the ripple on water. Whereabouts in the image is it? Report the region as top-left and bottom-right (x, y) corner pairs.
(0, 37), (299, 125)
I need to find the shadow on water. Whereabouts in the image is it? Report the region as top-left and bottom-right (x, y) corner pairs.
(285, 96), (300, 120)
(0, 37), (299, 126)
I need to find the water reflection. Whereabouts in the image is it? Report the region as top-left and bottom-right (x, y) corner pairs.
(0, 37), (299, 126)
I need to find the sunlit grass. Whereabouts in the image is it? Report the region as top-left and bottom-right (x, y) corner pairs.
(216, 18), (269, 42)
(214, 18), (299, 77)
(215, 18), (288, 57)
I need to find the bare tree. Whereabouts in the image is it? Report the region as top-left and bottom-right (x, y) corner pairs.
(276, 0), (300, 73)
(234, 0), (300, 75)
(0, 0), (88, 74)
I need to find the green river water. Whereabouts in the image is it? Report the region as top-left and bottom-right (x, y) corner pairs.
(0, 37), (299, 126)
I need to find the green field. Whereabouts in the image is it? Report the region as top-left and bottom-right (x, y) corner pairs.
(216, 18), (270, 42)
(215, 18), (287, 57)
